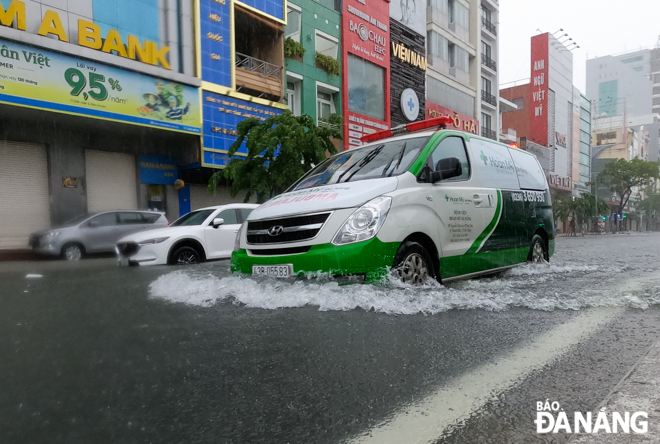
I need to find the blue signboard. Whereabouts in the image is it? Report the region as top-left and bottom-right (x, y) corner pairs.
(202, 90), (283, 167)
(200, 0), (232, 87)
(139, 155), (178, 184)
(238, 0), (284, 20)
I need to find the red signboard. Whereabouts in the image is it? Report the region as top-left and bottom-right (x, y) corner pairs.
(426, 102), (479, 134)
(342, 0), (391, 147)
(529, 33), (549, 147)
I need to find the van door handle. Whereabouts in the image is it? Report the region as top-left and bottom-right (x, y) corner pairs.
(473, 194), (483, 203)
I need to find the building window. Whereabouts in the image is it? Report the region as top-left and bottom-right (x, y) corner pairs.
(316, 83), (339, 126)
(481, 77), (491, 95)
(482, 6), (491, 23)
(317, 91), (334, 121)
(287, 79), (301, 115)
(315, 31), (338, 59)
(482, 41), (492, 59)
(348, 55), (385, 121)
(598, 80), (618, 116)
(284, 4), (302, 42)
(427, 31), (448, 62)
(481, 112), (491, 130)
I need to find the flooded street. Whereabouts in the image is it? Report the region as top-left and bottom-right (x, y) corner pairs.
(1, 233), (660, 443)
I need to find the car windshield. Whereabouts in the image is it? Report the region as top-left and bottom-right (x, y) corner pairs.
(60, 213), (95, 227)
(290, 136), (431, 191)
(170, 210), (215, 226)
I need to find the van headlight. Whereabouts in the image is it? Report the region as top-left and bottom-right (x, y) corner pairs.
(234, 222), (246, 252)
(332, 197), (392, 245)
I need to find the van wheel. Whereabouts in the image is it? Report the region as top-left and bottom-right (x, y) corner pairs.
(171, 246), (201, 265)
(393, 241), (436, 284)
(528, 235), (548, 263)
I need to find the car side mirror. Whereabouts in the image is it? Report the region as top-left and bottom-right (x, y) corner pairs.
(212, 218), (224, 228)
(432, 157), (462, 183)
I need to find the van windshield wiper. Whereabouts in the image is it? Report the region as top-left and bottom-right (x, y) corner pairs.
(385, 142), (407, 177)
(337, 144), (385, 183)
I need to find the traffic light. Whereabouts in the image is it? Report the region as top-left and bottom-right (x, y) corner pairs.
(623, 215), (627, 218)
(602, 216), (606, 220)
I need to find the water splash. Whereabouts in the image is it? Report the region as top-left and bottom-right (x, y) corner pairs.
(148, 259), (660, 314)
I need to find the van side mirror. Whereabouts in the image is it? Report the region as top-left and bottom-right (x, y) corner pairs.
(212, 218), (224, 228)
(431, 157), (462, 183)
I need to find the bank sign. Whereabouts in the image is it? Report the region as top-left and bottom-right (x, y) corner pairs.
(0, 38), (201, 133)
(0, 0), (171, 69)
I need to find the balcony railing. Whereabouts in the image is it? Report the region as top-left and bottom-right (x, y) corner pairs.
(481, 127), (497, 140)
(235, 52), (282, 82)
(481, 54), (497, 71)
(481, 17), (496, 35)
(481, 90), (497, 106)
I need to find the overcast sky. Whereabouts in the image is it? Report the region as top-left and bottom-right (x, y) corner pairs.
(499, 0), (660, 94)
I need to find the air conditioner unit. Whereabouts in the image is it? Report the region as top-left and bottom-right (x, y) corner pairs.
(449, 22), (456, 32)
(449, 67), (456, 77)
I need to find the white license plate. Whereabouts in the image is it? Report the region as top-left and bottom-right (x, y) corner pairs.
(252, 264), (293, 278)
(118, 257), (129, 266)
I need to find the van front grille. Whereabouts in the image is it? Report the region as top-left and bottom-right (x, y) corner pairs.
(247, 213), (330, 244)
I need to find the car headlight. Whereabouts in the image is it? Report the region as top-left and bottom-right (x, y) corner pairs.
(45, 231), (62, 238)
(234, 222), (246, 252)
(332, 196), (392, 245)
(138, 237), (169, 245)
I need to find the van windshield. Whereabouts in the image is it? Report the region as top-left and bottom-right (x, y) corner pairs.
(291, 136), (430, 191)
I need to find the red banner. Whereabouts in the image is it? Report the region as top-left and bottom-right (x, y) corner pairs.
(529, 33), (549, 147)
(426, 102), (479, 134)
(342, 0), (391, 147)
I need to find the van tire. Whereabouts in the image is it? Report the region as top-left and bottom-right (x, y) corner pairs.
(393, 241), (436, 284)
(527, 235), (548, 263)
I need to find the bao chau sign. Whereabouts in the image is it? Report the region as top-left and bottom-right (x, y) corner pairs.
(426, 102), (479, 134)
(0, 0), (171, 69)
(342, 0), (391, 147)
(529, 33), (549, 146)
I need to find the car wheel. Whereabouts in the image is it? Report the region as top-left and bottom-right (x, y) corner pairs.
(62, 243), (84, 261)
(528, 235), (548, 263)
(171, 246), (201, 265)
(392, 241), (436, 285)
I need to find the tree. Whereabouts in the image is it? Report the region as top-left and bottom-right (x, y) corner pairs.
(552, 193), (609, 234)
(208, 111), (342, 202)
(597, 158), (660, 230)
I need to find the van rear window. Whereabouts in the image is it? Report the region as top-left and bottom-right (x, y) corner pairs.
(291, 136), (431, 191)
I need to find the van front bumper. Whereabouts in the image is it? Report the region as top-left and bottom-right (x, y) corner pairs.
(231, 238), (400, 281)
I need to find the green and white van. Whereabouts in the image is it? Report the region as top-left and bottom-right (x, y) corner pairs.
(231, 119), (555, 284)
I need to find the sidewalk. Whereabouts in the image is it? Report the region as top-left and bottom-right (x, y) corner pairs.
(569, 340), (660, 443)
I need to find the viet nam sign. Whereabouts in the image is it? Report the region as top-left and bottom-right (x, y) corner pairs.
(0, 39), (200, 133)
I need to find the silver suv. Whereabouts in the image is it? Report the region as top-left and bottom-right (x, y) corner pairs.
(29, 211), (168, 260)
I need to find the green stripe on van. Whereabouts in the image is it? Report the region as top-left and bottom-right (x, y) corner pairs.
(466, 189), (502, 255)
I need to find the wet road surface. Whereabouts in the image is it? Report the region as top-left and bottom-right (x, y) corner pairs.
(1, 233), (659, 443)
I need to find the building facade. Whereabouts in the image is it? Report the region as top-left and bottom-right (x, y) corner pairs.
(0, 0), (201, 248)
(283, 0), (341, 133)
(500, 32), (591, 201)
(424, 0), (501, 140)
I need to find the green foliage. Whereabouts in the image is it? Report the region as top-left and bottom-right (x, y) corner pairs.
(208, 111), (342, 203)
(597, 158), (660, 217)
(284, 37), (306, 59)
(553, 193), (609, 225)
(315, 52), (340, 76)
